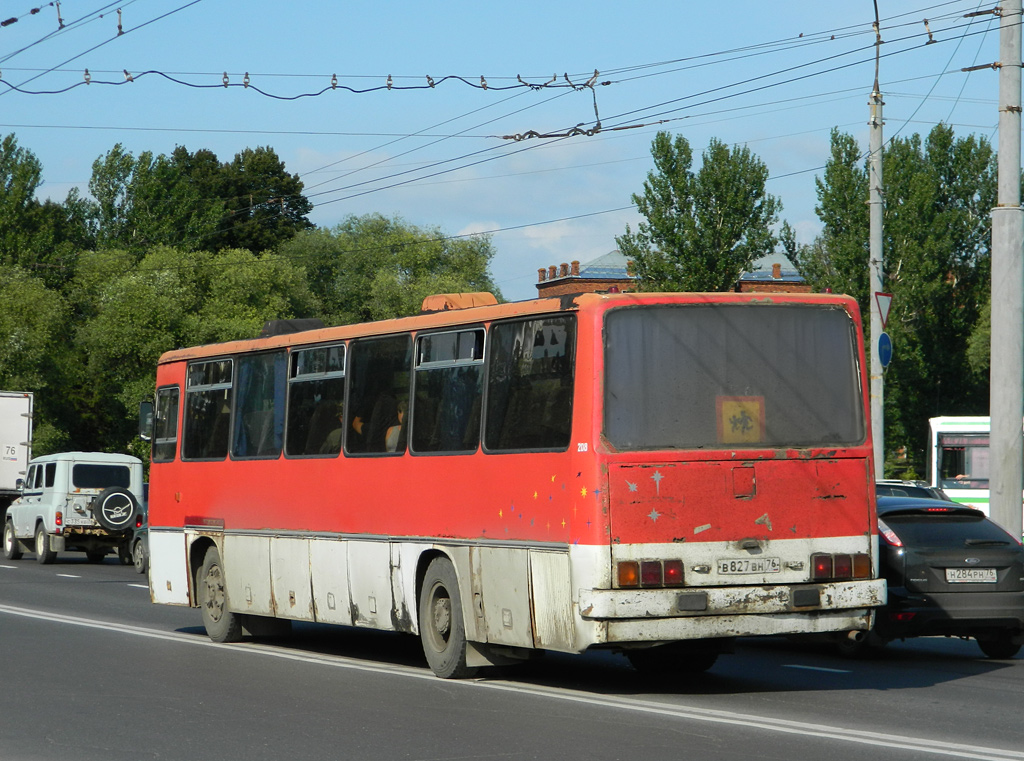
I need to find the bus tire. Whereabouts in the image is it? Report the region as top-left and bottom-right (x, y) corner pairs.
(199, 548), (242, 643)
(35, 524), (57, 564)
(3, 520), (22, 560)
(419, 557), (477, 679)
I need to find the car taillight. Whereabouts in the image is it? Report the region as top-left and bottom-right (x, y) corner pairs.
(889, 612), (916, 623)
(55, 511), (62, 527)
(617, 560), (685, 588)
(812, 552), (871, 581)
(877, 518), (903, 547)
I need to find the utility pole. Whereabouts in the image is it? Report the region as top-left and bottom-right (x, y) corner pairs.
(868, 6), (885, 478)
(990, 0), (1024, 538)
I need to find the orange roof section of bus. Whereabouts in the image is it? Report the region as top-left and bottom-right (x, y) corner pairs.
(156, 290), (863, 365)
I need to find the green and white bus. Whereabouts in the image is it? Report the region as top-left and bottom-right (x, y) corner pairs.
(928, 416), (990, 513)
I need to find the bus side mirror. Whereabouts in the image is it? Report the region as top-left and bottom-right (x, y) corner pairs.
(139, 400), (154, 441)
(15, 477), (23, 492)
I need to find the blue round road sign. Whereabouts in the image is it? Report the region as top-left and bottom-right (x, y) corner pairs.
(878, 332), (893, 367)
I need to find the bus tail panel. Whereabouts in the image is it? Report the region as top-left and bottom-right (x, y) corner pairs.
(608, 457), (873, 550)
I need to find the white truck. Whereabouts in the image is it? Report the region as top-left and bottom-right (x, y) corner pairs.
(3, 451), (143, 564)
(0, 391), (33, 517)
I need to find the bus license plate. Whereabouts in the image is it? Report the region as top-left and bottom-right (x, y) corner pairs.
(718, 557), (781, 574)
(946, 568), (997, 583)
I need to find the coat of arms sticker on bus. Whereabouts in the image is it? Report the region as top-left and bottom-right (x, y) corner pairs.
(716, 395), (765, 444)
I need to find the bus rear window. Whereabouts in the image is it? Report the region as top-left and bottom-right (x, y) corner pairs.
(604, 304), (864, 450)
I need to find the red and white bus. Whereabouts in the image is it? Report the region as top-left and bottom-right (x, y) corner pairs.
(144, 290), (885, 677)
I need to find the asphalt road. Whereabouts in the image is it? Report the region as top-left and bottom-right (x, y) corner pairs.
(0, 555), (1021, 761)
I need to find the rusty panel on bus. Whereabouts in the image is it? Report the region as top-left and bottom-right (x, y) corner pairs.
(607, 458), (873, 547)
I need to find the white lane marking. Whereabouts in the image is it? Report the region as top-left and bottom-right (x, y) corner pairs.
(0, 603), (1020, 761)
(0, 564), (17, 569)
(784, 664), (852, 674)
(127, 584), (148, 589)
(55, 574), (81, 579)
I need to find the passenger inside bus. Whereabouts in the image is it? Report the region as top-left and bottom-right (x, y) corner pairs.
(386, 400), (408, 452)
(317, 403), (345, 454)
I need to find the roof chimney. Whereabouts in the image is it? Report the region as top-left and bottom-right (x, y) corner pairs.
(538, 268), (547, 283)
(772, 263), (782, 279)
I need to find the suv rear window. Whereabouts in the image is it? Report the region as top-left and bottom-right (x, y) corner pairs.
(72, 464), (131, 489)
(881, 513), (1015, 548)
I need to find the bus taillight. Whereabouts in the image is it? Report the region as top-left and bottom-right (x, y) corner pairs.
(617, 561), (640, 587)
(617, 560), (685, 588)
(664, 560), (684, 586)
(812, 553), (871, 581)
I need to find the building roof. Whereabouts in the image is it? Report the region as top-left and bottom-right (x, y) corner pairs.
(576, 250), (632, 280)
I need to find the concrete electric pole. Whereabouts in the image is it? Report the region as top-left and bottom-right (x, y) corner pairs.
(868, 8), (885, 478)
(989, 0), (1024, 538)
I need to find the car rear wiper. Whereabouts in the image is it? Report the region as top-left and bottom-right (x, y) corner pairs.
(964, 538), (1010, 546)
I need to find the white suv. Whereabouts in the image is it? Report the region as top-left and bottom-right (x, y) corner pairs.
(2, 452), (144, 564)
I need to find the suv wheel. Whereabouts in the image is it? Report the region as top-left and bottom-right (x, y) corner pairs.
(34, 524), (57, 564)
(977, 632), (1022, 659)
(3, 521), (22, 560)
(133, 538), (148, 574)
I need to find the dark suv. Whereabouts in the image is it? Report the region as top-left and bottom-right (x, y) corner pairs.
(841, 496), (1024, 658)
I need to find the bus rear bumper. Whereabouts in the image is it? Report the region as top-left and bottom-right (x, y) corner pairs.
(578, 578), (886, 642)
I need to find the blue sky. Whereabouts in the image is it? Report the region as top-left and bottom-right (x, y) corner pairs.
(0, 0), (1005, 301)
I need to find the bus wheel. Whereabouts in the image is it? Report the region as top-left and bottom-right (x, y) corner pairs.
(199, 548), (242, 643)
(34, 524), (57, 564)
(3, 521), (22, 560)
(419, 558), (477, 679)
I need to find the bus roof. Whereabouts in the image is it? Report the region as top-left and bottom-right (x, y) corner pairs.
(930, 416), (990, 430)
(157, 290), (859, 365)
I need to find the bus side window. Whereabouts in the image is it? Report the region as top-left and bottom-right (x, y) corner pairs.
(153, 386), (180, 463)
(413, 328), (484, 453)
(347, 335), (412, 455)
(285, 344), (346, 457)
(484, 316), (575, 452)
(182, 360), (233, 461)
(232, 352), (287, 459)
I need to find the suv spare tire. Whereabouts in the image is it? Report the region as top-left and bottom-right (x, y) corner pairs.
(91, 487), (138, 533)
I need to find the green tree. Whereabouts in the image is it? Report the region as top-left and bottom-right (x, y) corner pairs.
(62, 245), (318, 452)
(616, 131), (782, 291)
(0, 266), (73, 454)
(0, 134), (44, 267)
(795, 124), (995, 472)
(173, 145), (313, 254)
(793, 128), (870, 315)
(278, 214), (501, 324)
(88, 144), (223, 253)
